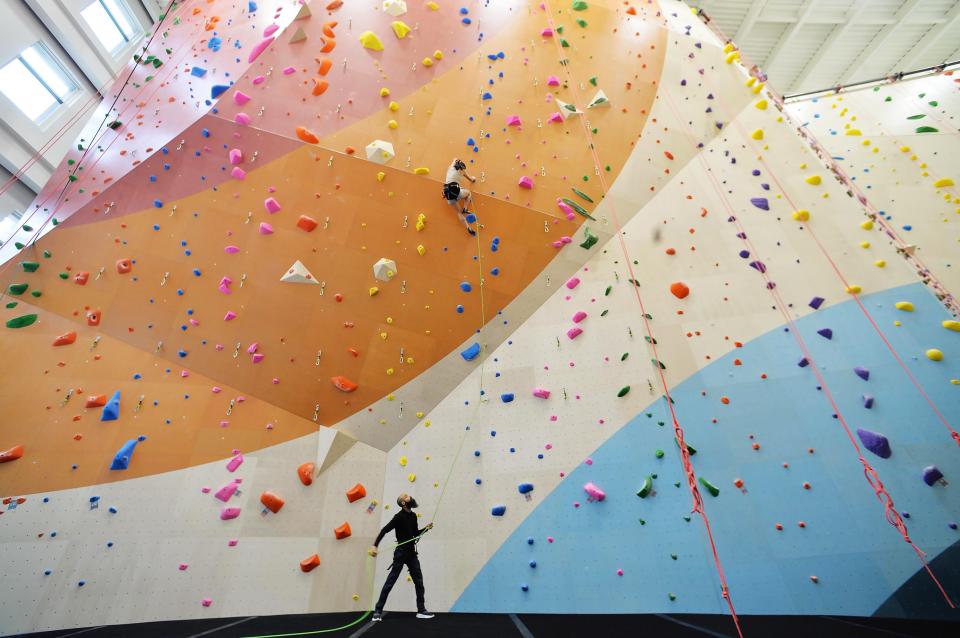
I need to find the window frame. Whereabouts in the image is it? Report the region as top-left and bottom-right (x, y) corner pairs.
(81, 0), (141, 57)
(0, 42), (81, 124)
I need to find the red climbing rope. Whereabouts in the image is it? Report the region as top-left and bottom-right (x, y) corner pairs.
(658, 82), (955, 609)
(541, 4), (744, 635)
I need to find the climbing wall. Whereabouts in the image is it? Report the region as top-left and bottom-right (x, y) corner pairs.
(1, 1), (958, 635)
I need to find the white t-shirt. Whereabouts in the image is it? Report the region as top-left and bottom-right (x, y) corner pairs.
(445, 162), (462, 184)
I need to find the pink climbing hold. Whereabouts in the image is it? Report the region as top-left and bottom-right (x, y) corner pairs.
(215, 479), (241, 501)
(565, 276), (581, 290)
(259, 222), (274, 235)
(233, 91), (251, 106)
(572, 311), (587, 323)
(541, 28), (554, 37)
(226, 453), (244, 472)
(230, 167), (246, 180)
(252, 353), (265, 364)
(557, 200), (575, 216)
(546, 75), (560, 86)
(247, 36), (275, 63)
(264, 24), (279, 37)
(201, 598), (213, 607)
(583, 482), (606, 502)
(252, 75), (266, 85)
(220, 507), (241, 520)
(518, 175), (534, 189)
(547, 112), (564, 124)
(224, 311), (237, 321)
(229, 149), (243, 164)
(560, 236), (572, 244)
(218, 276), (233, 294)
(506, 114), (522, 126)
(247, 343), (259, 354)
(567, 326), (583, 340)
(224, 245), (240, 254)
(234, 113), (252, 126)
(282, 66), (296, 75)
(264, 197), (281, 213)
(532, 388), (551, 399)
(179, 563), (189, 570)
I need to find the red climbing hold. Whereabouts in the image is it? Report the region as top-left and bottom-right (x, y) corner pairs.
(0, 444), (24, 463)
(670, 282), (690, 299)
(85, 394), (107, 408)
(53, 331), (77, 347)
(346, 483), (366, 503)
(296, 127), (320, 144)
(331, 376), (358, 392)
(298, 462), (315, 485)
(260, 491), (285, 513)
(116, 258), (132, 274)
(334, 522), (352, 539)
(300, 554), (321, 572)
(74, 272), (89, 285)
(297, 215), (319, 232)
(87, 309), (101, 326)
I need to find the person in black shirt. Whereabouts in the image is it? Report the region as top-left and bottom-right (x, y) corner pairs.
(368, 493), (434, 621)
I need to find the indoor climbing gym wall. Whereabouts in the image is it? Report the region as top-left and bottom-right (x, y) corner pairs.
(0, 0), (958, 635)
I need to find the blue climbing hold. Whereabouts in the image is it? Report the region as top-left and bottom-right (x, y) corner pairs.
(491, 505), (506, 516)
(816, 328), (833, 340)
(460, 281), (472, 292)
(501, 393), (515, 403)
(461, 342), (481, 361)
(190, 66), (207, 78)
(465, 213), (477, 223)
(100, 390), (121, 422)
(211, 84), (229, 99)
(110, 438), (142, 470)
(518, 483), (534, 494)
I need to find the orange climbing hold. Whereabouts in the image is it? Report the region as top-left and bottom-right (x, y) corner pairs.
(298, 462), (315, 485)
(53, 331), (77, 347)
(297, 215), (319, 232)
(74, 272), (89, 285)
(116, 258), (132, 274)
(260, 491), (285, 513)
(320, 38), (336, 53)
(318, 58), (333, 76)
(331, 375), (359, 392)
(87, 309), (101, 326)
(296, 126), (320, 144)
(0, 444), (24, 463)
(334, 522), (352, 539)
(346, 483), (366, 503)
(670, 282), (690, 299)
(85, 394), (107, 408)
(323, 22), (338, 38)
(300, 554), (321, 572)
(326, 0), (343, 10)
(312, 79), (330, 96)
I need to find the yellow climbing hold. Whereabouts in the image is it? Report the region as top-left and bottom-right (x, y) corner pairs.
(433, 50), (443, 60)
(389, 101), (399, 111)
(846, 285), (862, 294)
(399, 456), (407, 466)
(860, 220), (874, 230)
(745, 77), (757, 87)
(943, 320), (960, 332)
(926, 349), (943, 362)
(427, 1), (438, 8)
(386, 368), (395, 375)
(388, 119), (398, 129)
(846, 129), (861, 136)
(380, 87), (391, 97)
(408, 473), (416, 482)
(874, 260), (886, 268)
(722, 42), (735, 53)
(752, 83), (764, 94)
(360, 31), (384, 51)
(416, 411), (425, 418)
(805, 175), (822, 185)
(725, 51), (740, 64)
(369, 286), (380, 296)
(895, 301), (914, 312)
(792, 210), (810, 222)
(860, 241), (870, 248)
(414, 167), (430, 175)
(416, 244), (426, 256)
(751, 129), (764, 140)
(377, 171), (386, 182)
(422, 57), (434, 67)
(934, 178), (955, 188)
(755, 99), (768, 110)
(900, 145), (911, 152)
(391, 21), (411, 39)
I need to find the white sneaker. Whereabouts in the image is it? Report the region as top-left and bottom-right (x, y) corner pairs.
(371, 612), (382, 622)
(416, 611), (435, 619)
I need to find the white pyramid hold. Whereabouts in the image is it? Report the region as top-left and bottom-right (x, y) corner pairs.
(587, 90), (610, 109)
(556, 99), (583, 119)
(372, 258), (398, 282)
(365, 139), (396, 164)
(289, 26), (307, 44)
(382, 0), (407, 17)
(294, 3), (311, 20)
(281, 260), (319, 284)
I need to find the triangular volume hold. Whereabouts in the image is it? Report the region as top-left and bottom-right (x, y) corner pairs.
(281, 260), (319, 284)
(289, 26), (307, 43)
(294, 3), (311, 20)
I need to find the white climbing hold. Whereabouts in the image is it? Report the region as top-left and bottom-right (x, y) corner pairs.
(281, 260), (319, 284)
(365, 140), (396, 164)
(373, 258), (398, 282)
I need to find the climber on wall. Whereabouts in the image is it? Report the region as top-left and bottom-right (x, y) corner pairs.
(443, 158), (478, 235)
(368, 493), (435, 622)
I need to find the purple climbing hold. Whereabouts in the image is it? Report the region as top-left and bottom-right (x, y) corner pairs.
(809, 297), (825, 310)
(750, 197), (769, 211)
(749, 261), (767, 273)
(922, 466), (943, 486)
(738, 250), (750, 258)
(816, 328), (833, 340)
(856, 428), (891, 459)
(862, 394), (874, 409)
(854, 366), (870, 381)
(798, 357), (809, 368)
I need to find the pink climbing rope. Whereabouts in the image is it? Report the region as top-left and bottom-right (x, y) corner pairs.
(658, 85), (956, 609)
(541, 4), (744, 636)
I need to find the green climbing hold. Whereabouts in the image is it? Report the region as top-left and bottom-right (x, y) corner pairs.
(670, 554), (677, 560)
(620, 352), (629, 361)
(572, 188), (594, 203)
(20, 262), (40, 273)
(675, 439), (696, 455)
(6, 314), (38, 329)
(906, 114), (926, 120)
(589, 76), (598, 86)
(43, 250), (51, 258)
(604, 285), (612, 296)
(30, 290), (42, 298)
(638, 519), (646, 525)
(107, 120), (122, 130)
(560, 38), (569, 48)
(572, 0), (588, 10)
(22, 225), (33, 232)
(929, 100), (938, 107)
(6, 302), (18, 309)
(884, 96), (892, 102)
(58, 272), (69, 279)
(636, 475), (653, 498)
(916, 126), (939, 133)
(600, 309), (608, 317)
(698, 477), (720, 497)
(654, 449), (664, 459)
(14, 242), (25, 250)
(580, 227), (599, 249)
(651, 358), (666, 370)
(576, 19), (587, 28)
(562, 198), (595, 220)
(8, 283), (28, 296)
(617, 385), (631, 397)
(51, 218), (58, 226)
(643, 335), (657, 345)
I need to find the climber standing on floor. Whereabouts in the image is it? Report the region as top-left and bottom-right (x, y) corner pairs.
(443, 158), (478, 236)
(368, 493), (435, 622)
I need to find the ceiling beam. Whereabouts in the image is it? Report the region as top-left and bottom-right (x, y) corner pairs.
(763, 0), (819, 72)
(839, 0), (924, 84)
(897, 2), (960, 72)
(791, 0), (870, 92)
(734, 0), (768, 44)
